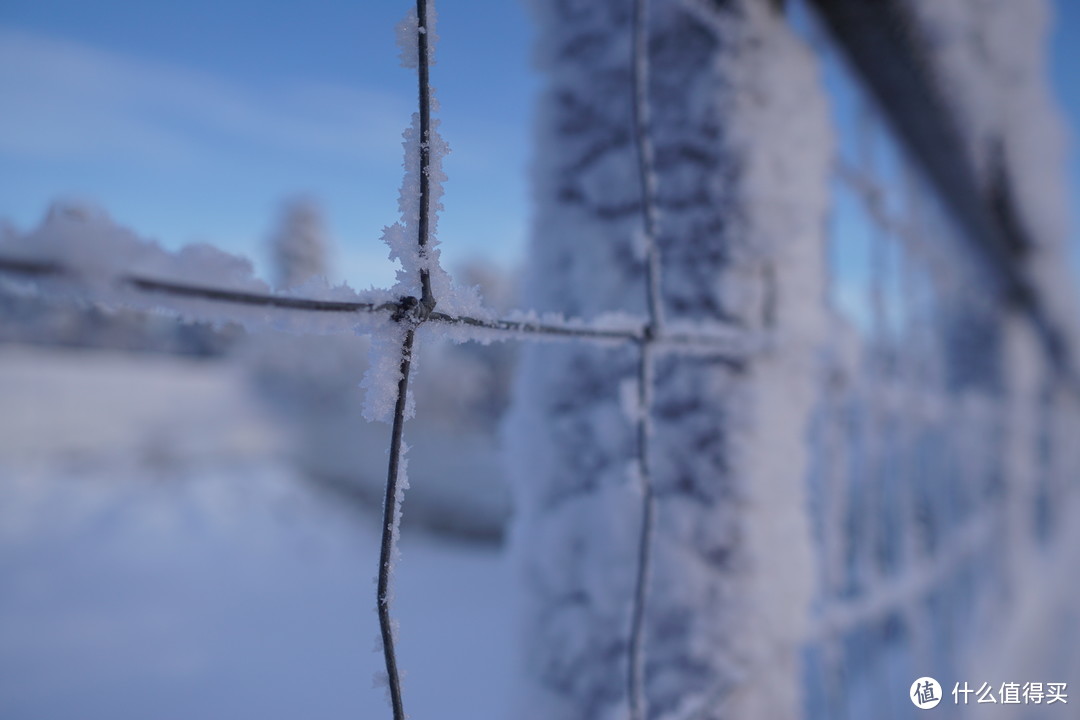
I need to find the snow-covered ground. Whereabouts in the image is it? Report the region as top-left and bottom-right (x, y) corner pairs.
(0, 345), (516, 720)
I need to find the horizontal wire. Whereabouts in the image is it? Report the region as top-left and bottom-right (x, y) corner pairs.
(0, 257), (395, 313)
(0, 257), (63, 277)
(128, 276), (399, 313)
(0, 255), (755, 356)
(427, 310), (641, 341)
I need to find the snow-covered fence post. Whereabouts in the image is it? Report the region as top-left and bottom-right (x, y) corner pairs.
(508, 1), (831, 718)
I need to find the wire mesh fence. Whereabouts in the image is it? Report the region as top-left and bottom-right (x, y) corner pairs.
(799, 4), (1080, 715)
(1, 0), (1078, 718)
(0, 2), (737, 717)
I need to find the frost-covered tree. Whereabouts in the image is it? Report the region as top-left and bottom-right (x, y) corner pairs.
(268, 197), (329, 290)
(506, 1), (830, 718)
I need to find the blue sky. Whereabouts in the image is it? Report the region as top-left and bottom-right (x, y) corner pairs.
(0, 0), (1077, 292)
(0, 0), (537, 289)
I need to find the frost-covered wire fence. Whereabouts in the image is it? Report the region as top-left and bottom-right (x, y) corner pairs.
(798, 2), (1080, 717)
(2, 0), (1079, 719)
(0, 1), (746, 718)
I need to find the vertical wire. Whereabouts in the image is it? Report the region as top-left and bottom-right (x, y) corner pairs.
(632, 0), (664, 331)
(897, 157), (932, 676)
(376, 3), (439, 717)
(377, 327), (417, 720)
(628, 342), (655, 720)
(416, 0), (436, 313)
(628, 0), (664, 717)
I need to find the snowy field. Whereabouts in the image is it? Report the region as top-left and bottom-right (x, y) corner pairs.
(0, 345), (515, 720)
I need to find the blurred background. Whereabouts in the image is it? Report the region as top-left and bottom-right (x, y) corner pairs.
(0, 2), (534, 718)
(0, 1), (1078, 718)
